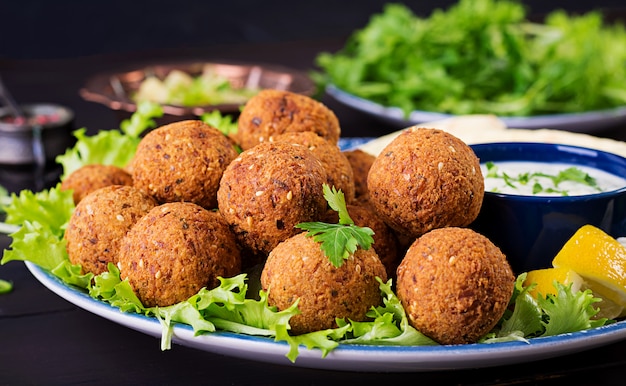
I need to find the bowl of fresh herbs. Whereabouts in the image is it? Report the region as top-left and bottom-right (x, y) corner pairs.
(315, 0), (626, 132)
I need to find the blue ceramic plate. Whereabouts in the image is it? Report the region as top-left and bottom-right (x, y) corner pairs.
(25, 261), (626, 372)
(24, 138), (626, 372)
(327, 85), (626, 132)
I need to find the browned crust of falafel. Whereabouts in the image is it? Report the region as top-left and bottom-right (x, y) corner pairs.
(396, 227), (514, 345)
(131, 120), (238, 209)
(235, 89), (340, 151)
(64, 185), (157, 275)
(367, 128), (484, 239)
(271, 131), (355, 203)
(60, 164), (133, 205)
(217, 141), (328, 256)
(118, 202), (241, 307)
(343, 149), (376, 204)
(261, 233), (387, 334)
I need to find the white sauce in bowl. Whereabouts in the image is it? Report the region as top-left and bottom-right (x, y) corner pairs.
(481, 161), (626, 196)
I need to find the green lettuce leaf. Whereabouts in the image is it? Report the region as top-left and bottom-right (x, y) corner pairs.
(483, 274), (542, 343)
(2, 185), (74, 234)
(0, 185), (9, 212)
(201, 110), (239, 137)
(120, 101), (164, 138)
(340, 278), (437, 346)
(538, 282), (608, 336)
(283, 325), (351, 362)
(1, 220), (68, 271)
(484, 272), (610, 343)
(56, 101), (163, 179)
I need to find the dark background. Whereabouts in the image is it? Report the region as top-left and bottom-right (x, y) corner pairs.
(2, 0), (625, 60)
(4, 2), (626, 384)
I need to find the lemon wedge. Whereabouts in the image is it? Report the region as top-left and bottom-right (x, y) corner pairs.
(552, 224), (626, 318)
(524, 267), (584, 298)
(524, 265), (623, 319)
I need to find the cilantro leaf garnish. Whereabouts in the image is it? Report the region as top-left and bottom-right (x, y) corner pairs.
(323, 184), (354, 225)
(296, 184), (374, 267)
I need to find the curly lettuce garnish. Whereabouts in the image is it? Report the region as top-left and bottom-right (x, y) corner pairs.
(201, 109), (239, 137)
(56, 101), (163, 179)
(483, 274), (609, 343)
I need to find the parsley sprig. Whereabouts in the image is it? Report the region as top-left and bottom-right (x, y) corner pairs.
(485, 161), (600, 196)
(296, 184), (375, 268)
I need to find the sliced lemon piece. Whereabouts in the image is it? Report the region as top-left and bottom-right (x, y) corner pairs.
(524, 266), (623, 319)
(524, 267), (584, 298)
(552, 224), (626, 317)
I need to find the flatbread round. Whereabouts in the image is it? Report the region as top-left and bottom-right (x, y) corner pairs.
(359, 114), (626, 158)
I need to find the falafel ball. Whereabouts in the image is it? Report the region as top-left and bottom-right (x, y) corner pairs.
(60, 164), (133, 205)
(396, 227), (514, 345)
(118, 202), (241, 307)
(261, 233), (387, 334)
(131, 120), (238, 209)
(217, 141), (328, 256)
(64, 185), (157, 275)
(235, 89), (340, 151)
(322, 204), (399, 279)
(367, 127), (484, 239)
(343, 149), (376, 205)
(271, 131), (355, 203)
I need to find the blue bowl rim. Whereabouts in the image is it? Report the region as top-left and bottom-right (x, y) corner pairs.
(470, 142), (626, 201)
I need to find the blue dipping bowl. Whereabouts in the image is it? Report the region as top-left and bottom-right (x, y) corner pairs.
(470, 142), (626, 274)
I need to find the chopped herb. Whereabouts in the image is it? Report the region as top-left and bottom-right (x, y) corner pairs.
(296, 184), (375, 267)
(485, 163), (600, 196)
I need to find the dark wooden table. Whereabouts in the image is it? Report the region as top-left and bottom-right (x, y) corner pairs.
(3, 36), (626, 385)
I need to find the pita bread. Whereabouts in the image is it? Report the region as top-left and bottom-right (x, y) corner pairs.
(358, 114), (626, 158)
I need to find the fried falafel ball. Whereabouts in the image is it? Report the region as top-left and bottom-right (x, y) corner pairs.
(118, 202), (241, 307)
(235, 89), (340, 151)
(396, 227), (514, 345)
(60, 164), (133, 205)
(367, 127), (484, 239)
(64, 185), (157, 275)
(217, 141), (328, 256)
(131, 120), (238, 209)
(261, 233), (387, 334)
(322, 204), (399, 279)
(271, 131), (355, 203)
(343, 149), (376, 205)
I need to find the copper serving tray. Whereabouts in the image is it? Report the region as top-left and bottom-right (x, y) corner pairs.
(80, 61), (316, 118)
